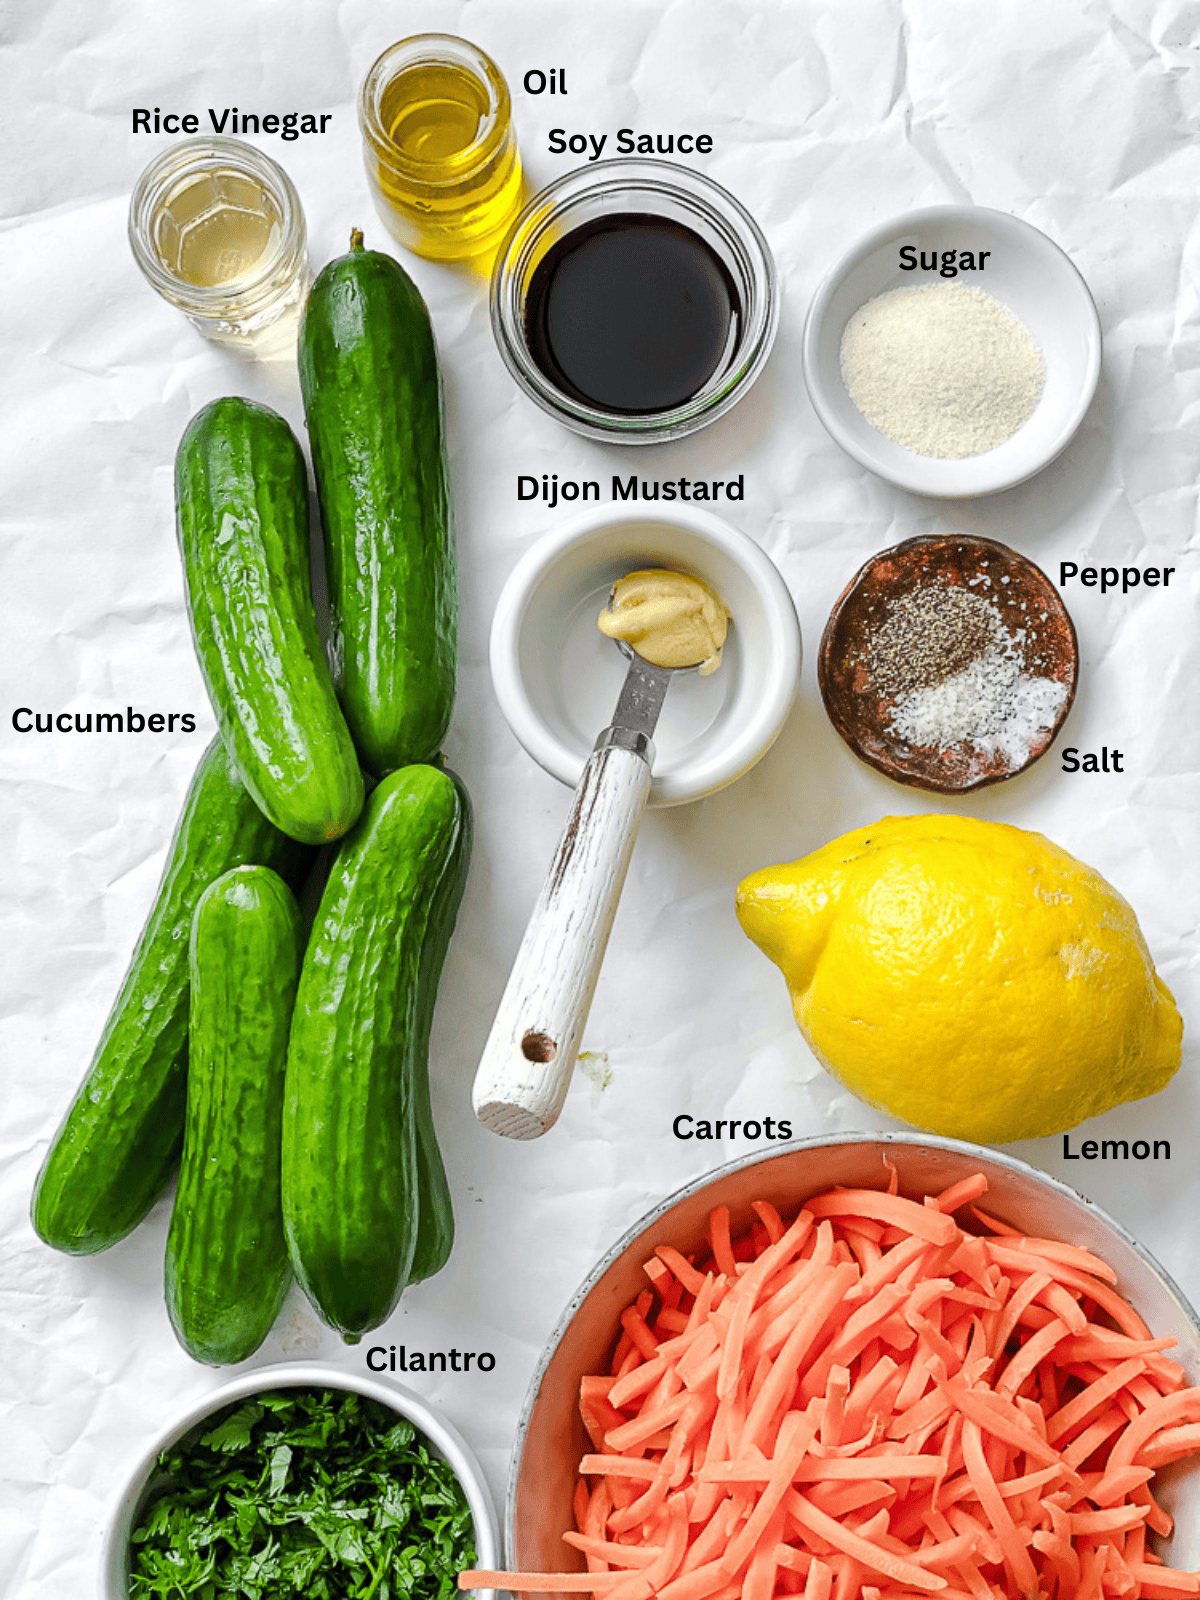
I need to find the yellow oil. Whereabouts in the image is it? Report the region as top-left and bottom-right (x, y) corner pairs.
(367, 59), (523, 262)
(384, 61), (487, 161)
(153, 170), (282, 288)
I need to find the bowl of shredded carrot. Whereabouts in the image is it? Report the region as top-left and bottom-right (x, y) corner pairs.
(461, 1134), (1200, 1600)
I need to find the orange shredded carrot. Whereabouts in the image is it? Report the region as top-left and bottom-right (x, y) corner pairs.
(579, 1453), (661, 1481)
(465, 1176), (1200, 1600)
(753, 1200), (786, 1244)
(561, 1534), (665, 1569)
(970, 1206), (1020, 1237)
(1009, 1235), (1120, 1284)
(960, 1418), (1039, 1595)
(1141, 1423), (1200, 1468)
(1129, 1568), (1200, 1594)
(742, 1505), (786, 1600)
(785, 1489), (947, 1591)
(803, 1555), (833, 1600)
(621, 1305), (662, 1364)
(805, 1190), (958, 1247)
(656, 1245), (708, 1299)
(933, 1175), (990, 1215)
(710, 1206), (737, 1280)
(807, 1478), (894, 1519)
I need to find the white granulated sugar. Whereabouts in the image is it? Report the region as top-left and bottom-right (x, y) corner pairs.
(840, 283), (1045, 459)
(888, 638), (1068, 762)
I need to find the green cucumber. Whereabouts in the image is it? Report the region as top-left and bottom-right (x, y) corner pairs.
(175, 395), (364, 845)
(166, 866), (303, 1366)
(408, 769), (471, 1284)
(282, 764), (467, 1340)
(32, 739), (311, 1255)
(299, 232), (456, 777)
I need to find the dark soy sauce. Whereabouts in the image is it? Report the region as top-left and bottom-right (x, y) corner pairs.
(524, 214), (741, 414)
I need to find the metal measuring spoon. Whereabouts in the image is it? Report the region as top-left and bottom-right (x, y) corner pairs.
(472, 598), (706, 1140)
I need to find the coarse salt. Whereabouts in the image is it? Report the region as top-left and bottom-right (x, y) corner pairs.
(888, 638), (1068, 762)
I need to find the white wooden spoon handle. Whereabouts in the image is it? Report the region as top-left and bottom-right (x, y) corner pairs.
(473, 742), (651, 1139)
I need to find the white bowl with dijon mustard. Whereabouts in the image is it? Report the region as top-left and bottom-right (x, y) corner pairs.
(490, 506), (801, 806)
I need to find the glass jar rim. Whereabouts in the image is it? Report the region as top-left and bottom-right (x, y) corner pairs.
(358, 33), (511, 186)
(489, 158), (778, 445)
(128, 136), (307, 312)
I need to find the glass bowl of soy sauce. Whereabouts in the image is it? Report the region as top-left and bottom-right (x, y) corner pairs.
(490, 159), (777, 443)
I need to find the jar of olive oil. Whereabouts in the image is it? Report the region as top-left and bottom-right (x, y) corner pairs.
(358, 35), (523, 263)
(128, 138), (310, 349)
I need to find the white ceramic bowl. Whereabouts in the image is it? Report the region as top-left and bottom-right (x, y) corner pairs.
(803, 205), (1102, 497)
(100, 1362), (499, 1600)
(509, 1134), (1200, 1583)
(489, 505), (801, 807)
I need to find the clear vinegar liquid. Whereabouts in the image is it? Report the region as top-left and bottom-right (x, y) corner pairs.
(153, 170), (283, 288)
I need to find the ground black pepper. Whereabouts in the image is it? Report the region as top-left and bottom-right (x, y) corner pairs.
(867, 585), (1003, 695)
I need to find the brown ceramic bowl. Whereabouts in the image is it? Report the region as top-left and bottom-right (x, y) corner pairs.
(818, 533), (1078, 792)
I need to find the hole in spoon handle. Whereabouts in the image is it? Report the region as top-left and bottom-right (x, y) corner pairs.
(521, 1031), (557, 1064)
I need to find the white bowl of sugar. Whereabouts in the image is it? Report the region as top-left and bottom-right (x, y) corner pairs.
(803, 204), (1101, 498)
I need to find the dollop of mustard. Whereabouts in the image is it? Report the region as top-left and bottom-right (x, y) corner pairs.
(598, 568), (731, 676)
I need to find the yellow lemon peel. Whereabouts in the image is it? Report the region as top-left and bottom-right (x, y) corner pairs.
(736, 814), (1182, 1144)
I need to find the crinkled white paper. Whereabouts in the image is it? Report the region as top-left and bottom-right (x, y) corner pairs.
(2, 3), (1199, 1593)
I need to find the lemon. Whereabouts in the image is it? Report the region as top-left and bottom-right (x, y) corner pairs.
(736, 814), (1182, 1144)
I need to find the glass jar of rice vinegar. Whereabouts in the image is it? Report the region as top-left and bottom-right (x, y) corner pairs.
(128, 137), (310, 348)
(358, 34), (523, 263)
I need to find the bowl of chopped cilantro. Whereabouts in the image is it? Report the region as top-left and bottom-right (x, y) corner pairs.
(101, 1363), (497, 1600)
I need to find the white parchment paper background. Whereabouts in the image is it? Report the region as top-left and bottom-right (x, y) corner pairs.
(1, 1), (1198, 1593)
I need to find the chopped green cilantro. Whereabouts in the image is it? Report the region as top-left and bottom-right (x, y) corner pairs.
(127, 1387), (477, 1599)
